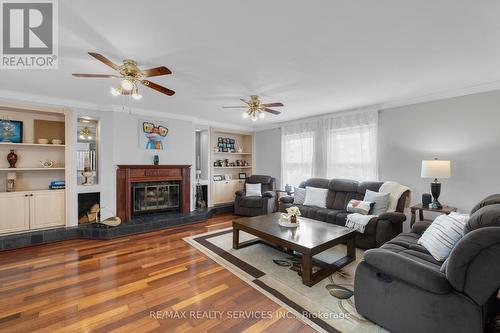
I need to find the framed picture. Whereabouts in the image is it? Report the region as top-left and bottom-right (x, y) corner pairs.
(213, 175), (223, 181)
(139, 119), (168, 150)
(239, 173), (247, 179)
(0, 120), (23, 143)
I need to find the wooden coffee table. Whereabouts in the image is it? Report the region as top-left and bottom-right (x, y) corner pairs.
(233, 212), (356, 287)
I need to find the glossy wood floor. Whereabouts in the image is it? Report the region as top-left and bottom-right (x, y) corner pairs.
(0, 214), (316, 333)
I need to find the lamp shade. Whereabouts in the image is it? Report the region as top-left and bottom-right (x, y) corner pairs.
(7, 172), (16, 180)
(421, 160), (451, 179)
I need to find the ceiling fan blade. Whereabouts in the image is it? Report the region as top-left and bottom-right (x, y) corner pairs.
(240, 98), (250, 105)
(260, 102), (284, 107)
(88, 52), (120, 70)
(222, 106), (248, 109)
(141, 66), (172, 77)
(140, 80), (175, 96)
(72, 74), (119, 78)
(260, 107), (281, 115)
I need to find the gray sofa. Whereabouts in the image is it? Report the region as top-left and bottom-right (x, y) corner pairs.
(279, 178), (410, 249)
(234, 175), (276, 216)
(354, 194), (500, 333)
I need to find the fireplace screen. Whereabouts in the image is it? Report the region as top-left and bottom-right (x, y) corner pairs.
(132, 181), (180, 214)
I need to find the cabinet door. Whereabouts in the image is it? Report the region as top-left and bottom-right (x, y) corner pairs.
(212, 181), (225, 205)
(0, 193), (29, 234)
(212, 181), (236, 204)
(233, 180), (245, 193)
(30, 191), (65, 229)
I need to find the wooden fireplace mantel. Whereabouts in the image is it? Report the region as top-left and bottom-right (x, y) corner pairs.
(116, 165), (191, 221)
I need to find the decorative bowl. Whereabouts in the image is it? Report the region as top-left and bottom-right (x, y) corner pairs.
(51, 139), (62, 145)
(38, 138), (49, 144)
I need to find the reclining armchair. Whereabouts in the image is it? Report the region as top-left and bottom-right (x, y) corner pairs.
(234, 175), (276, 216)
(354, 194), (500, 333)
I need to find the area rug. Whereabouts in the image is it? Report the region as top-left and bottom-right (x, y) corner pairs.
(184, 228), (387, 333)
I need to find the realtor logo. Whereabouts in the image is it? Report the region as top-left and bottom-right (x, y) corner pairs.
(1, 0), (58, 69)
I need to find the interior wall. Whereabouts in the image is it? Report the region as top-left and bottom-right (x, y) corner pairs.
(112, 112), (194, 165)
(379, 89), (500, 214)
(254, 127), (282, 188)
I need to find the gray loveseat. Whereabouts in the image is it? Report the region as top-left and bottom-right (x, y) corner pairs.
(354, 194), (500, 333)
(279, 178), (410, 249)
(234, 175), (276, 216)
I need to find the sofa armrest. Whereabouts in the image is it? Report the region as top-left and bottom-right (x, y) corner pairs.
(235, 190), (246, 197)
(262, 191), (275, 198)
(377, 212), (406, 224)
(411, 221), (433, 235)
(363, 249), (451, 294)
(279, 196), (294, 204)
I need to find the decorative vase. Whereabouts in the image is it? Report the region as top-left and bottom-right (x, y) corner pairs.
(153, 155), (159, 165)
(7, 150), (17, 168)
(290, 215), (297, 223)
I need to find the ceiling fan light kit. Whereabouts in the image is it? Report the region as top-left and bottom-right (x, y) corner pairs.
(72, 53), (175, 100)
(225, 95), (284, 122)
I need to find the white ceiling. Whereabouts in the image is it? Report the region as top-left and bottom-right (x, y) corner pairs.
(1, 0), (500, 128)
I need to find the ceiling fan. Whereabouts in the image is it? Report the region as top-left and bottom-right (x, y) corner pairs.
(72, 52), (175, 100)
(223, 95), (283, 121)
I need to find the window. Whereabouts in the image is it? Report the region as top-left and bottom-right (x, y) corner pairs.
(282, 132), (314, 187)
(281, 110), (378, 186)
(326, 124), (378, 181)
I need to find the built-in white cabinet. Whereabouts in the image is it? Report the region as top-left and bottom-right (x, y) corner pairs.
(0, 190), (65, 234)
(30, 191), (65, 229)
(212, 179), (245, 205)
(0, 192), (30, 233)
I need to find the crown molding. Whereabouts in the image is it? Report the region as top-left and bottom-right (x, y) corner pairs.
(0, 89), (254, 132)
(255, 79), (500, 132)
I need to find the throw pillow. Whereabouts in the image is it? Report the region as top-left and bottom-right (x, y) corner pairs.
(363, 190), (390, 215)
(303, 186), (328, 208)
(346, 200), (374, 215)
(245, 183), (262, 197)
(418, 213), (470, 261)
(293, 187), (306, 205)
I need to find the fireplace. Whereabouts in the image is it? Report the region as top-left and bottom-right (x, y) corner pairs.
(116, 165), (191, 221)
(132, 181), (180, 214)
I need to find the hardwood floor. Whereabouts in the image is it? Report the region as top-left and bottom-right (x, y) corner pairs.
(0, 213), (316, 333)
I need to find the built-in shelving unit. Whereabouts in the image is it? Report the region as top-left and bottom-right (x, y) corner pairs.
(210, 129), (254, 206)
(0, 105), (69, 234)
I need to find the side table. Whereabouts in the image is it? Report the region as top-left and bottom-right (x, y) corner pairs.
(410, 204), (457, 227)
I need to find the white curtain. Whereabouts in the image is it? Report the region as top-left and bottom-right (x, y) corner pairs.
(281, 110), (378, 187)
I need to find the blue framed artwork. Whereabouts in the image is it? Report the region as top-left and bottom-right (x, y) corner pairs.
(0, 120), (23, 143)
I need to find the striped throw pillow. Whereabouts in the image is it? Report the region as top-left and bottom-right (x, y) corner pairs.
(418, 212), (470, 261)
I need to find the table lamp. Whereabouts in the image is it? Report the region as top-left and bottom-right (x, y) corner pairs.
(7, 172), (16, 192)
(421, 158), (451, 209)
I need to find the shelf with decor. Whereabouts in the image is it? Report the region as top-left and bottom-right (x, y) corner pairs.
(0, 167), (65, 171)
(213, 152), (252, 156)
(211, 129), (253, 206)
(0, 105), (69, 234)
(0, 142), (65, 148)
(213, 166), (252, 169)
